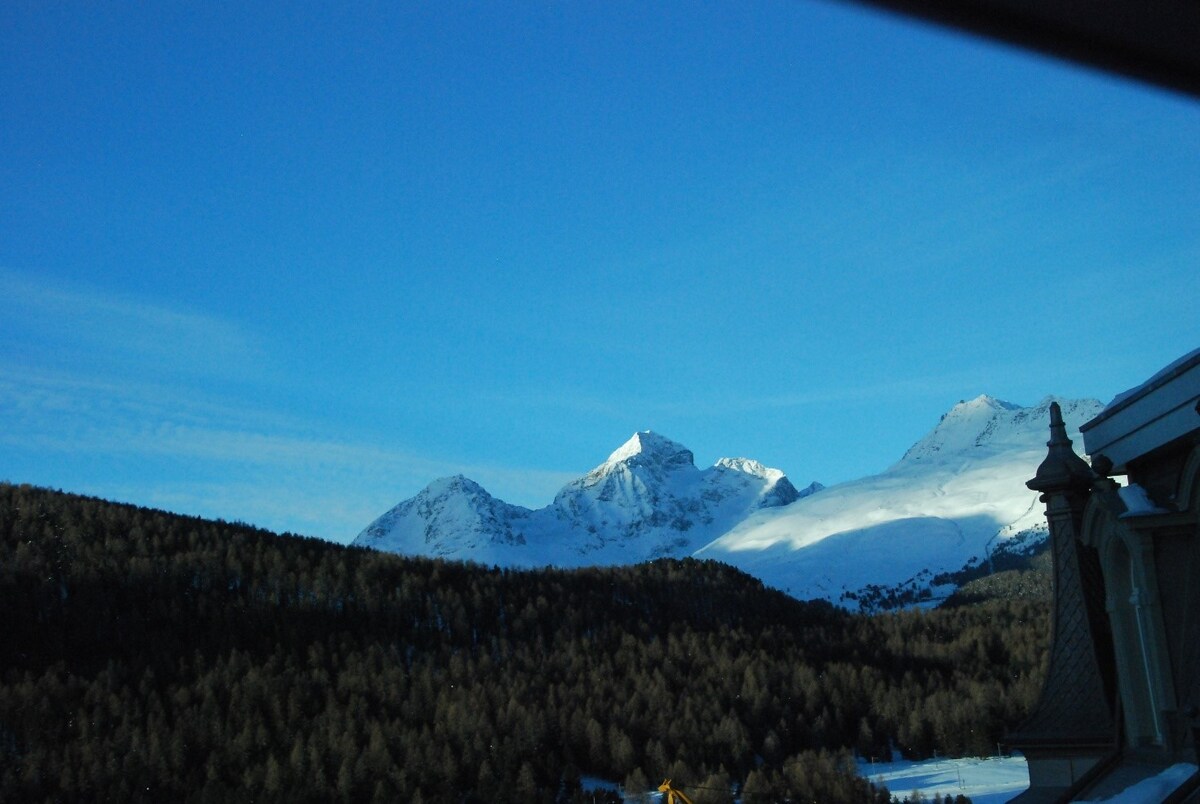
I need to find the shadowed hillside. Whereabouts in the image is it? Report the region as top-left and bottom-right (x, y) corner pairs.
(1, 483), (1048, 802)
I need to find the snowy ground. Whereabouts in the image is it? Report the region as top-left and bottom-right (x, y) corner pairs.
(578, 755), (1196, 802)
(859, 757), (1200, 803)
(584, 756), (1030, 802)
(858, 755), (1030, 803)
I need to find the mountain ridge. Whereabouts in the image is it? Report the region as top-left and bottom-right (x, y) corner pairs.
(355, 396), (1103, 605)
(354, 429), (812, 567)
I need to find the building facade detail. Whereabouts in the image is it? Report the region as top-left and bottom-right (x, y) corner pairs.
(1010, 352), (1200, 803)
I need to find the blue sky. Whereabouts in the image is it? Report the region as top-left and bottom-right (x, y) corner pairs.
(3, 2), (1197, 543)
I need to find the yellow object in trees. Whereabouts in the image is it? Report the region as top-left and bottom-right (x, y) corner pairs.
(657, 779), (696, 804)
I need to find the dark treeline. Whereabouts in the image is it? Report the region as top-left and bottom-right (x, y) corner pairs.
(0, 483), (1047, 802)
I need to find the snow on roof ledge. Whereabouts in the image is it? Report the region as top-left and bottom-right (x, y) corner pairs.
(1099, 348), (1200, 414)
(1118, 483), (1171, 517)
(1081, 349), (1200, 473)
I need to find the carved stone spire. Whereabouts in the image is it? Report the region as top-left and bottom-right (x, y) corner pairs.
(1028, 401), (1093, 496)
(1009, 402), (1116, 800)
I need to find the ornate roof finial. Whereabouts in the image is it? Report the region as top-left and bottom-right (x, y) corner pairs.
(1027, 401), (1093, 494)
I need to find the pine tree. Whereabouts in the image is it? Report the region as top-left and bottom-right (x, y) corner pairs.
(623, 768), (651, 804)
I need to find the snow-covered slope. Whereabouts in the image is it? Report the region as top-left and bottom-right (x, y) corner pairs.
(695, 395), (1103, 602)
(353, 431), (814, 567)
(356, 396), (1101, 605)
(351, 475), (534, 557)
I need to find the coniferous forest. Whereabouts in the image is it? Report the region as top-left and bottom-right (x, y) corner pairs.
(1, 482), (1048, 802)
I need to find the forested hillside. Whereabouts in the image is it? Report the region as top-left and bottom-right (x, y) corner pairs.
(1, 483), (1047, 802)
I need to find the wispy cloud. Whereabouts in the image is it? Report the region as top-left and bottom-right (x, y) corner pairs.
(0, 268), (578, 539)
(0, 267), (268, 382)
(0, 362), (575, 541)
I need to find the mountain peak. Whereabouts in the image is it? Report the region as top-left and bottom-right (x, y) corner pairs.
(422, 474), (490, 498)
(604, 431), (695, 468)
(352, 474), (528, 555)
(948, 394), (1020, 414)
(713, 457), (783, 482)
(896, 395), (1103, 466)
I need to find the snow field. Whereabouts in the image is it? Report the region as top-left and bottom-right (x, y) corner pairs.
(858, 755), (1029, 803)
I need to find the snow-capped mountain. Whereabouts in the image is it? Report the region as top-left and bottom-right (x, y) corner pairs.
(354, 475), (534, 557)
(356, 396), (1102, 606)
(695, 395), (1103, 603)
(354, 431), (815, 567)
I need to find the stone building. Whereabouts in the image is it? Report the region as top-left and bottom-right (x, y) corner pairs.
(1010, 350), (1200, 802)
